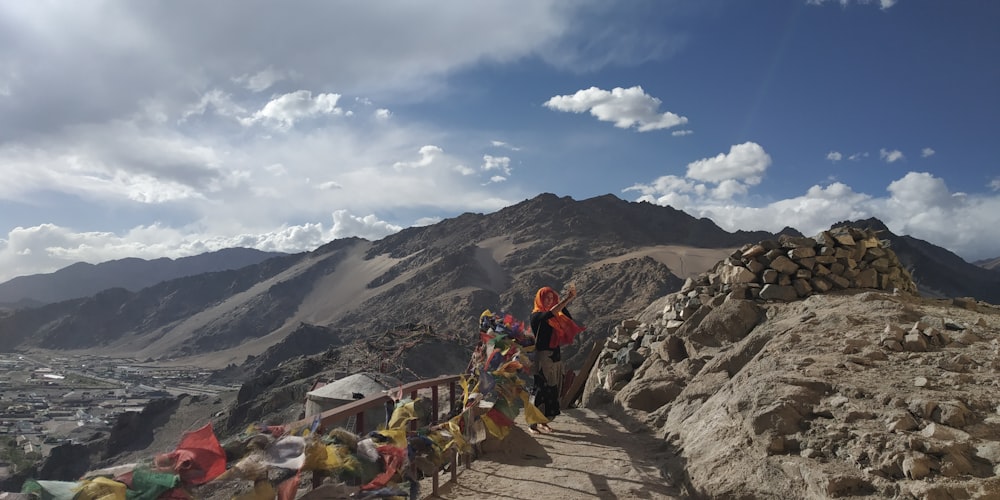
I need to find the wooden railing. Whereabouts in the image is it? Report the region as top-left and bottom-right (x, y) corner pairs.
(288, 374), (467, 496)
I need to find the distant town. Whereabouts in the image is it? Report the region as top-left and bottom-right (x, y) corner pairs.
(0, 352), (238, 474)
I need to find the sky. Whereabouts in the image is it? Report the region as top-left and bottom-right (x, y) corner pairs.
(1, 0), (998, 283)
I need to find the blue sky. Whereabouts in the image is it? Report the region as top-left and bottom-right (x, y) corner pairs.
(1, 0), (998, 282)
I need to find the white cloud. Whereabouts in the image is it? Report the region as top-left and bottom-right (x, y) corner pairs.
(826, 151), (842, 162)
(375, 108), (391, 120)
(886, 171), (956, 211)
(671, 129), (693, 136)
(0, 212), (404, 282)
(393, 145), (443, 169)
(241, 91), (343, 129)
(180, 89), (247, 121)
(413, 216), (442, 227)
(543, 86), (688, 132)
(990, 178), (1000, 192)
(879, 148), (905, 163)
(491, 140), (521, 151)
(686, 142), (771, 185)
(626, 167), (1000, 264)
(482, 155), (512, 176)
(233, 67), (288, 92)
(921, 147), (935, 158)
(623, 142), (771, 208)
(806, 0), (897, 9)
(712, 179), (749, 199)
(330, 210), (402, 240)
(848, 152), (869, 161)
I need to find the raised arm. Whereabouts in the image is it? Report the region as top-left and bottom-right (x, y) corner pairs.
(549, 283), (577, 314)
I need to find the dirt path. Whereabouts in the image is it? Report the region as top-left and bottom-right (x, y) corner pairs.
(425, 407), (683, 499)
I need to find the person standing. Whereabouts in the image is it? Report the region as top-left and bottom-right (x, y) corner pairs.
(529, 283), (584, 433)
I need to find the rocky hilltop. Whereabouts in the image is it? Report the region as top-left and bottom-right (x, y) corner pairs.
(584, 226), (1000, 498)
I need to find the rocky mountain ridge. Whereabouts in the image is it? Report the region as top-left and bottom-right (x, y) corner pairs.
(582, 225), (1000, 498)
(0, 247), (286, 307)
(0, 194), (786, 374)
(0, 193), (996, 385)
(5, 196), (1000, 497)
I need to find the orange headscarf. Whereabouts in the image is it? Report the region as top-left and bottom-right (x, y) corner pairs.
(533, 287), (585, 349)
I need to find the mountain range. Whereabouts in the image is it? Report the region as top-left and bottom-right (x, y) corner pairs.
(4, 193), (1000, 497)
(0, 247), (285, 308)
(0, 193), (997, 382)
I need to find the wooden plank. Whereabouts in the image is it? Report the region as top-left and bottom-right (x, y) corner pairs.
(561, 341), (601, 409)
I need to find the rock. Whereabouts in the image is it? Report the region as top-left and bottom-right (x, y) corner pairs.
(759, 284), (798, 302)
(933, 401), (972, 428)
(770, 255), (800, 275)
(682, 299), (763, 345)
(920, 423), (970, 441)
(903, 333), (928, 352)
(614, 377), (684, 412)
(902, 452), (937, 480)
(719, 264), (758, 284)
(887, 413), (919, 432)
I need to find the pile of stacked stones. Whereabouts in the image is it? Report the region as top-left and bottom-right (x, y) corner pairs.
(720, 226), (916, 301)
(590, 226), (919, 393)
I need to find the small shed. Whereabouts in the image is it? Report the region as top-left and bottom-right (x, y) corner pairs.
(304, 372), (402, 431)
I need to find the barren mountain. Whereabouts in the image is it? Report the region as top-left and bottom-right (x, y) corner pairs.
(7, 196), (1000, 498)
(0, 247), (285, 307)
(0, 193), (995, 389)
(975, 256), (1000, 271)
(0, 194), (785, 374)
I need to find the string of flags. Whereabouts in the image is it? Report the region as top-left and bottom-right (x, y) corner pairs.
(6, 309), (546, 499)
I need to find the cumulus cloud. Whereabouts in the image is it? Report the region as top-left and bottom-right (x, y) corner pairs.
(544, 86), (688, 132)
(0, 1), (697, 282)
(879, 148), (905, 163)
(686, 142), (771, 185)
(0, 212), (404, 282)
(482, 155), (512, 177)
(626, 166), (1000, 264)
(330, 210), (402, 240)
(623, 142), (771, 213)
(921, 147), (935, 158)
(848, 152), (868, 161)
(671, 130), (693, 137)
(991, 178), (1000, 192)
(806, 0), (897, 10)
(393, 145), (443, 169)
(0, 223), (209, 282)
(241, 91), (343, 129)
(826, 151), (842, 162)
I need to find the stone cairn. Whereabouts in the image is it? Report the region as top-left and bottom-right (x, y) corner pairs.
(592, 225), (919, 393)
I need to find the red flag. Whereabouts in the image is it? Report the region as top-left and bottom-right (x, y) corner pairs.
(153, 423), (227, 486)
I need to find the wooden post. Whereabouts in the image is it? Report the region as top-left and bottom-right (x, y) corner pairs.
(561, 342), (601, 409)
